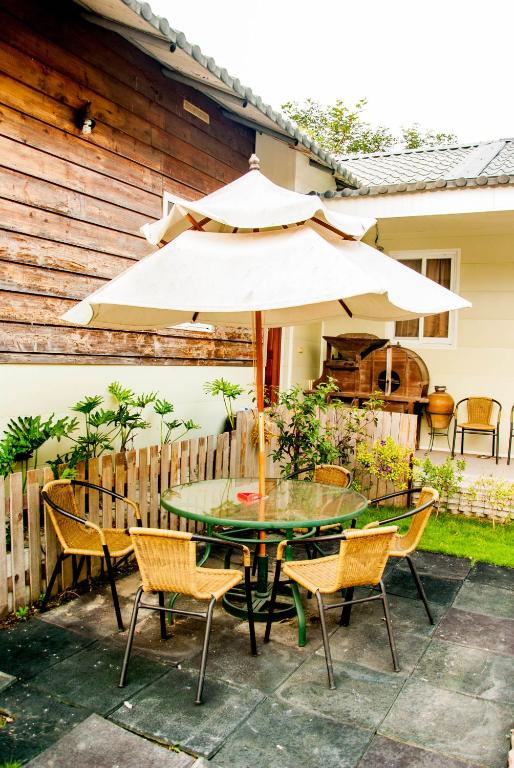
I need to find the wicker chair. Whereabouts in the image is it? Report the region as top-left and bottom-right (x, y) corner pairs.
(264, 526), (400, 688)
(364, 487), (439, 624)
(41, 479), (141, 630)
(451, 397), (501, 464)
(287, 464), (352, 538)
(119, 528), (257, 704)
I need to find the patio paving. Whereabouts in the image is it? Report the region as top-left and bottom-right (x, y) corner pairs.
(0, 551), (512, 767)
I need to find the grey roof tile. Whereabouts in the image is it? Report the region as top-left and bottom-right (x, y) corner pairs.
(319, 139), (514, 198)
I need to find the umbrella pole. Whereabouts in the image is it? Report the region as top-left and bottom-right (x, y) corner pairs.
(255, 311), (266, 560)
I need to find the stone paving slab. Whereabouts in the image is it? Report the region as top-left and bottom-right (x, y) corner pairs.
(413, 638), (514, 704)
(183, 624), (302, 695)
(30, 640), (171, 715)
(350, 590), (445, 635)
(26, 713), (195, 768)
(319, 620), (430, 676)
(0, 618), (95, 680)
(453, 580), (514, 620)
(358, 734), (482, 767)
(276, 656), (403, 730)
(39, 589), (136, 638)
(383, 567), (462, 606)
(379, 678), (513, 767)
(395, 551), (472, 581)
(467, 561), (514, 591)
(435, 607), (514, 657)
(0, 682), (90, 765)
(110, 665), (264, 758)
(212, 697), (372, 768)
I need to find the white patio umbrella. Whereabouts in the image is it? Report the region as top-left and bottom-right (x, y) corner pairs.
(62, 156), (470, 499)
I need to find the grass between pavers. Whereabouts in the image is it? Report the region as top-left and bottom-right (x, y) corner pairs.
(357, 505), (514, 568)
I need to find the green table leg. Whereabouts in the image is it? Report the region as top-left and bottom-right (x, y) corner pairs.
(285, 543), (307, 647)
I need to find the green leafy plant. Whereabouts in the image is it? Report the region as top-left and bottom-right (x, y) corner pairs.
(356, 437), (415, 492)
(203, 378), (244, 431)
(14, 605), (29, 621)
(0, 415), (77, 488)
(467, 476), (514, 526)
(153, 399), (200, 443)
(107, 381), (156, 451)
(414, 456), (465, 511)
(268, 379), (383, 478)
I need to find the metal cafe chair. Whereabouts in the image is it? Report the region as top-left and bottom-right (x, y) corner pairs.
(119, 528), (257, 704)
(451, 397), (502, 464)
(365, 487), (439, 624)
(41, 479), (142, 630)
(264, 526), (400, 688)
(507, 405), (514, 465)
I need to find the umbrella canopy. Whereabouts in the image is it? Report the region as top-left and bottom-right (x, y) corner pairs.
(141, 158), (376, 246)
(61, 156), (471, 503)
(63, 222), (470, 329)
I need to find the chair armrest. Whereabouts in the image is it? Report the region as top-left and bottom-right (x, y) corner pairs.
(190, 533), (251, 567)
(369, 487), (422, 505)
(276, 531), (348, 560)
(363, 520), (380, 529)
(284, 465), (316, 480)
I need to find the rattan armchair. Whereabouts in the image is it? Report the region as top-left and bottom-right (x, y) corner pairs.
(287, 464), (352, 547)
(41, 479), (141, 630)
(119, 528), (257, 704)
(451, 397), (501, 464)
(264, 526), (400, 688)
(364, 487), (439, 624)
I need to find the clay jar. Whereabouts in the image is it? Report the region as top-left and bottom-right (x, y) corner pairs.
(427, 386), (454, 428)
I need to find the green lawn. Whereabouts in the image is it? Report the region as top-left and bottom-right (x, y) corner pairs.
(358, 505), (514, 568)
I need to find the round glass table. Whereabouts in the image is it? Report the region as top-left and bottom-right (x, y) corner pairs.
(161, 477), (368, 645)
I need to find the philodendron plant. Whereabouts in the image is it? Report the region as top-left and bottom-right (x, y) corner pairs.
(203, 378), (244, 431)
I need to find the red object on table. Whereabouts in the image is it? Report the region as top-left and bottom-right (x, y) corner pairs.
(236, 492), (267, 504)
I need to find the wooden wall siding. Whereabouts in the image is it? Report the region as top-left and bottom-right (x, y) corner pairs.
(0, 0), (255, 365)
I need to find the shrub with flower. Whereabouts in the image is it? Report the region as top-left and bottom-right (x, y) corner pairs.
(356, 437), (415, 492)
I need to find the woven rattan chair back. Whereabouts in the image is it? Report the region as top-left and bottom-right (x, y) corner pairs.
(396, 487), (438, 555)
(313, 465), (351, 488)
(130, 528), (203, 596)
(330, 526), (398, 591)
(466, 397), (493, 426)
(43, 479), (86, 552)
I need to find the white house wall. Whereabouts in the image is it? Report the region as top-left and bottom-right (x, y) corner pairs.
(316, 209), (514, 457)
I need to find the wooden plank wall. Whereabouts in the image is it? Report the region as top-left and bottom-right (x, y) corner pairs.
(0, 0), (255, 365)
(0, 408), (418, 615)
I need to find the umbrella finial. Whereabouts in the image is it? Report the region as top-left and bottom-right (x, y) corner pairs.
(248, 154), (260, 171)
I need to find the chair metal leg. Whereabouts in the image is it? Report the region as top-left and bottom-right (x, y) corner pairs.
(495, 429), (499, 465)
(41, 552), (64, 610)
(508, 428), (513, 466)
(340, 586), (354, 626)
(244, 566), (257, 656)
(461, 428), (464, 455)
(158, 591), (167, 639)
(264, 560), (282, 642)
(315, 589), (335, 690)
(405, 554), (434, 624)
(103, 545), (124, 631)
(119, 586), (143, 688)
(451, 422), (457, 458)
(195, 596), (216, 705)
(380, 580), (400, 673)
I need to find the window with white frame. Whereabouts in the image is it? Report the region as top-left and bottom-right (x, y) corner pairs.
(391, 250), (459, 345)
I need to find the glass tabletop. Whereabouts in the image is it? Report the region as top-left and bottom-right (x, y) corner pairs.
(161, 478), (368, 530)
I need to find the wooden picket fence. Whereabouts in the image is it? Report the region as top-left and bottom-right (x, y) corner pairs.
(0, 408), (417, 616)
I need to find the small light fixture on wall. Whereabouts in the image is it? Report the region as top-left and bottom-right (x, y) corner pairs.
(75, 101), (96, 135)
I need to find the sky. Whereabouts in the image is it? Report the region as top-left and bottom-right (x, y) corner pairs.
(149, 0), (514, 146)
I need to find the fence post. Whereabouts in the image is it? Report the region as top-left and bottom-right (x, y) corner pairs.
(0, 478), (8, 616)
